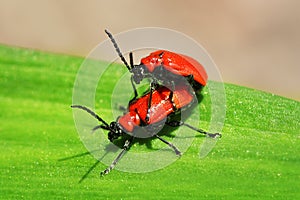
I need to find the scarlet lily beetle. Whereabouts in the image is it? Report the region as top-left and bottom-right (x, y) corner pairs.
(105, 30), (207, 89)
(72, 84), (220, 175)
(105, 30), (208, 122)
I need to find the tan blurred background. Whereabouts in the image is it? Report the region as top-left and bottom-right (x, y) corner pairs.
(0, 0), (299, 100)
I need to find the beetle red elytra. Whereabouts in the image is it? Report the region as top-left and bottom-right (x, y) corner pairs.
(105, 29), (208, 122)
(72, 83), (220, 175)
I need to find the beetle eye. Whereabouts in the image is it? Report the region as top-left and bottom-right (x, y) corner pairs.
(110, 122), (117, 129)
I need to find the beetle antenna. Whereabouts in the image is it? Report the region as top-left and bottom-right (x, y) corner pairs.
(71, 105), (110, 128)
(129, 52), (134, 70)
(92, 125), (111, 132)
(104, 29), (131, 71)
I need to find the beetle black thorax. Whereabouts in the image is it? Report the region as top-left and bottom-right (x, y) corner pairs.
(131, 65), (149, 84)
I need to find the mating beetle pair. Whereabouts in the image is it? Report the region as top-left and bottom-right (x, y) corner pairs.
(72, 30), (221, 175)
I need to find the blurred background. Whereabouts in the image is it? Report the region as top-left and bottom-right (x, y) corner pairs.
(0, 0), (299, 100)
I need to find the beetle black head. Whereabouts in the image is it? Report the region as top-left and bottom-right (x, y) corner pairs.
(107, 122), (125, 142)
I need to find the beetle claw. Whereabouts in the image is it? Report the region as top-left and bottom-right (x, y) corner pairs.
(175, 149), (182, 156)
(100, 169), (110, 176)
(208, 133), (222, 138)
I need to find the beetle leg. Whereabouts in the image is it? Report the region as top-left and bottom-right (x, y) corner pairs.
(154, 135), (181, 156)
(145, 81), (157, 123)
(166, 121), (222, 138)
(186, 74), (194, 83)
(130, 75), (138, 101)
(186, 74), (196, 89)
(169, 90), (178, 112)
(169, 81), (178, 112)
(100, 136), (134, 176)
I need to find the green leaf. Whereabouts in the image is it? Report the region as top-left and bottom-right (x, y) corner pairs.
(0, 44), (299, 199)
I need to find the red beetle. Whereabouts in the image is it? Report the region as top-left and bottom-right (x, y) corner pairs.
(105, 30), (208, 121)
(105, 30), (207, 90)
(72, 84), (220, 175)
